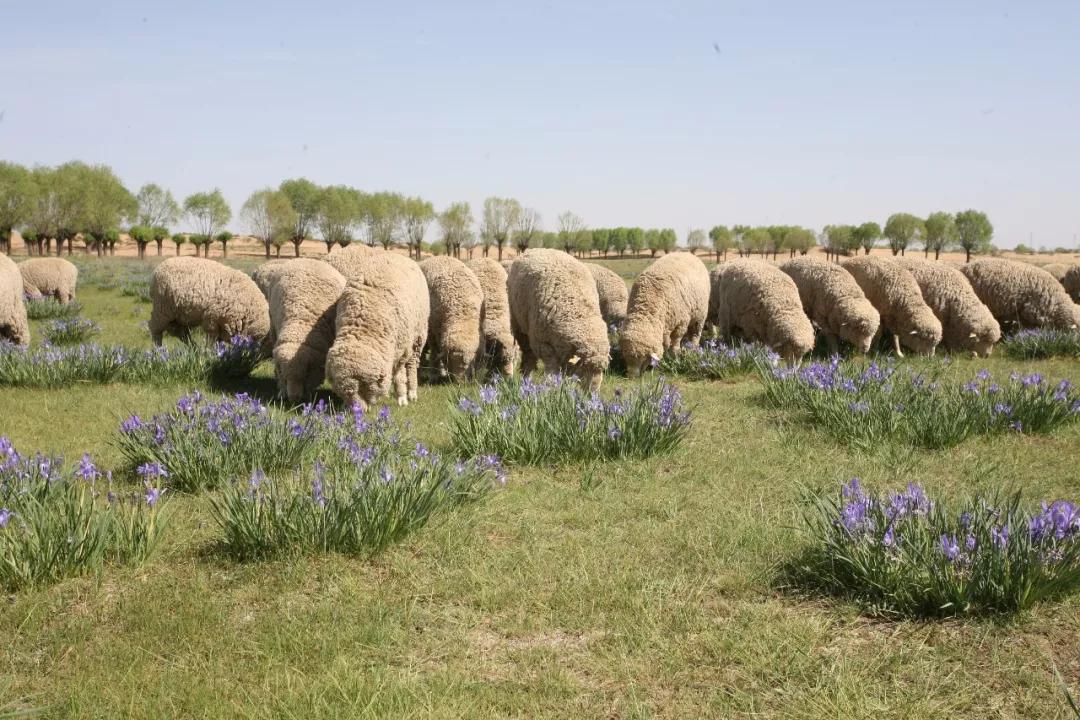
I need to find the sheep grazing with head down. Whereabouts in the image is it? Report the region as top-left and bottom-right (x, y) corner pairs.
(266, 259), (346, 403)
(620, 253), (710, 376)
(709, 260), (816, 363)
(1061, 265), (1080, 305)
(507, 248), (609, 390)
(325, 244), (380, 280)
(18, 257), (79, 304)
(466, 257), (517, 376)
(961, 258), (1080, 332)
(895, 257), (1000, 357)
(251, 259), (292, 299)
(148, 257), (271, 346)
(0, 254), (30, 346)
(840, 256), (942, 357)
(419, 256), (484, 382)
(1040, 263), (1069, 284)
(325, 252), (430, 410)
(780, 256), (879, 354)
(586, 263), (630, 327)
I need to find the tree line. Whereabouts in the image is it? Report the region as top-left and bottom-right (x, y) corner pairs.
(0, 160), (994, 263)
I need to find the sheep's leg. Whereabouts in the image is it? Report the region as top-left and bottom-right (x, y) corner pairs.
(393, 364), (409, 406)
(406, 349), (421, 402)
(520, 345), (538, 377)
(891, 332), (905, 358)
(825, 332), (840, 355)
(684, 320), (704, 347)
(869, 327), (883, 354)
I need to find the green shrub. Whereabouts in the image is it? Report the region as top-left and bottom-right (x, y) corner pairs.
(1000, 329), (1080, 359)
(42, 317), (100, 345)
(23, 296), (83, 320)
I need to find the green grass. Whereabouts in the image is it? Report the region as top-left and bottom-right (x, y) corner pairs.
(2, 257), (1080, 718)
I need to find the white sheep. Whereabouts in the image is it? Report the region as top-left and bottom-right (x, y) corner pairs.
(507, 248), (609, 390)
(18, 257), (78, 303)
(586, 263), (630, 327)
(325, 252), (430, 410)
(895, 257), (1000, 356)
(621, 252), (710, 376)
(0, 254), (30, 346)
(709, 260), (816, 363)
(962, 258), (1080, 331)
(840, 256), (942, 356)
(466, 257), (517, 376)
(780, 256), (879, 354)
(148, 257), (271, 346)
(1062, 265), (1080, 305)
(419, 256), (484, 382)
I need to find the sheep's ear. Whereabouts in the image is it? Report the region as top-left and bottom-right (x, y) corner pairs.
(969, 332), (978, 338)
(1072, 324), (1078, 330)
(909, 330), (918, 335)
(568, 355), (580, 366)
(840, 322), (848, 327)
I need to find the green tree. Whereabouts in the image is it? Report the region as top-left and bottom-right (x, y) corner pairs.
(686, 228), (707, 255)
(279, 178), (321, 257)
(183, 189), (231, 257)
(627, 227), (645, 257)
(402, 195), (435, 260)
(129, 225), (151, 259)
(151, 225), (170, 256)
(852, 222), (882, 255)
(823, 225), (854, 260)
(591, 227), (610, 257)
(78, 164), (136, 258)
(923, 211), (957, 260)
(316, 185), (361, 254)
(103, 228), (121, 256)
(0, 161), (33, 255)
(557, 211), (584, 254)
(483, 198), (523, 260)
(242, 188), (297, 259)
(217, 231), (234, 258)
(437, 202), (473, 259)
(954, 210), (993, 262)
(135, 183), (180, 229)
(744, 227), (770, 256)
(610, 227), (628, 257)
(364, 191), (404, 250)
(514, 208), (541, 255)
(708, 225), (733, 261)
(883, 213), (924, 256)
(23, 167), (59, 256)
(171, 232), (187, 256)
(784, 227), (816, 256)
(732, 225), (752, 256)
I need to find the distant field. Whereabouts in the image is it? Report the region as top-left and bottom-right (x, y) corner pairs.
(1, 256), (1079, 719)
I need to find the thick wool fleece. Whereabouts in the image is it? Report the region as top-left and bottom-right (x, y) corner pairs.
(149, 257), (271, 345)
(18, 257), (78, 303)
(466, 257), (517, 375)
(780, 256), (879, 353)
(419, 256), (484, 382)
(0, 254), (30, 346)
(961, 258), (1080, 331)
(895, 257), (1000, 356)
(840, 256), (942, 356)
(586, 263), (630, 327)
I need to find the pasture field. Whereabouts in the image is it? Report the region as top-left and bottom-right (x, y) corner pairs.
(2, 256), (1080, 719)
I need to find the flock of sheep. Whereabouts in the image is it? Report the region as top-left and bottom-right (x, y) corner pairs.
(2, 249), (1080, 409)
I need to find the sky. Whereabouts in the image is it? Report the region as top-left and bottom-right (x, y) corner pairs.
(1, 0), (1078, 249)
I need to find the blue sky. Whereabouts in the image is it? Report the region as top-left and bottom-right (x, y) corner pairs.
(2, 0), (1078, 248)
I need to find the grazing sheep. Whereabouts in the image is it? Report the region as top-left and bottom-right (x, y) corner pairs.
(148, 257), (271, 346)
(267, 259), (346, 402)
(895, 257), (1000, 357)
(709, 260), (816, 363)
(0, 254), (29, 346)
(325, 252), (429, 410)
(1040, 263), (1069, 283)
(324, 244), (380, 280)
(466, 258), (517, 375)
(508, 248), (609, 390)
(840, 256), (942, 356)
(500, 259), (514, 273)
(1061, 265), (1080, 304)
(961, 258), (1080, 331)
(586, 263), (630, 327)
(419, 256), (484, 382)
(251, 259), (292, 298)
(621, 253), (710, 376)
(18, 257), (78, 303)
(780, 256), (879, 354)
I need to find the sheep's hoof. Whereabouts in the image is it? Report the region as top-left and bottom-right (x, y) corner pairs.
(397, 396), (408, 407)
(408, 390), (418, 401)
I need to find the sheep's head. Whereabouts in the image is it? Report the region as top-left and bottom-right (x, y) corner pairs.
(837, 302), (880, 354)
(619, 327), (661, 379)
(964, 314), (1002, 358)
(899, 310), (942, 357)
(1050, 302), (1080, 333)
(444, 344), (479, 382)
(327, 343), (390, 410)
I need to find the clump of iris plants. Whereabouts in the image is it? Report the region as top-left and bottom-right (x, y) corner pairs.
(788, 478), (1080, 617)
(1000, 328), (1080, 360)
(42, 317), (100, 345)
(210, 449), (505, 560)
(0, 437), (168, 591)
(449, 374), (692, 465)
(658, 339), (776, 380)
(759, 356), (1080, 449)
(22, 295), (82, 320)
(0, 335), (264, 388)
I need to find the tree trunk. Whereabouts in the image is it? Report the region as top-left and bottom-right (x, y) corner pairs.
(935, 249), (941, 260)
(965, 248), (971, 262)
(497, 244), (503, 261)
(221, 242), (228, 258)
(293, 238), (302, 257)
(275, 246), (281, 258)
(265, 243), (271, 259)
(156, 240), (163, 256)
(66, 238), (72, 255)
(175, 244), (181, 256)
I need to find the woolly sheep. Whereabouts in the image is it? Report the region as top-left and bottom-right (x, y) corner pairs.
(621, 253), (710, 376)
(324, 244), (380, 280)
(709, 260), (816, 363)
(895, 257), (1000, 357)
(267, 259), (346, 402)
(466, 257), (517, 375)
(779, 256), (879, 354)
(148, 257), (271, 346)
(961, 258), (1080, 331)
(0, 254), (29, 346)
(500, 259), (514, 273)
(840, 256), (942, 356)
(251, 259), (292, 299)
(419, 256), (484, 382)
(586, 263), (630, 327)
(18, 257), (78, 303)
(325, 252), (430, 410)
(507, 248), (609, 390)
(1040, 263), (1069, 283)
(1063, 265), (1080, 304)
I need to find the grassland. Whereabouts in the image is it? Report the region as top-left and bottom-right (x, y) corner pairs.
(2, 256), (1079, 718)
